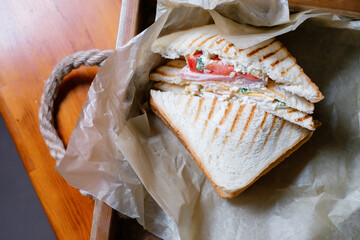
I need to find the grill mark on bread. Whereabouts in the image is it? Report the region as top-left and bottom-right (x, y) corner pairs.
(176, 36), (190, 48)
(287, 109), (298, 114)
(295, 72), (304, 82)
(288, 126), (293, 139)
(224, 43), (235, 54)
(208, 98), (217, 120)
(230, 105), (245, 133)
(260, 45), (284, 62)
(198, 34), (218, 47)
(260, 112), (268, 129)
(266, 87), (286, 99)
(238, 105), (257, 146)
(187, 96), (193, 107)
(212, 128), (219, 143)
(176, 94), (184, 105)
(271, 60), (280, 67)
(271, 52), (290, 67)
(184, 96), (193, 115)
(223, 104), (245, 145)
(247, 39), (277, 57)
(247, 131), (257, 154)
(201, 98), (217, 136)
(216, 39), (225, 45)
(247, 112), (267, 154)
(261, 117), (278, 151)
(295, 114), (311, 122)
(284, 62), (296, 74)
(195, 98), (204, 122)
(165, 35), (184, 49)
(208, 38), (218, 48)
(189, 35), (204, 47)
(223, 135), (230, 144)
(275, 119), (286, 142)
(219, 102), (233, 125)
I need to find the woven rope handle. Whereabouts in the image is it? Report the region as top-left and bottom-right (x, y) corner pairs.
(39, 49), (114, 162)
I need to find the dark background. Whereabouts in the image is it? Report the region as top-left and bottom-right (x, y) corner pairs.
(0, 115), (55, 240)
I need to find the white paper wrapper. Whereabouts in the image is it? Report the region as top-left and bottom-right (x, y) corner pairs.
(57, 1), (360, 239)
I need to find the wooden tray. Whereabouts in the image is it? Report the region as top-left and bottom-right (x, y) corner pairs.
(90, 1), (359, 239)
(90, 0), (159, 239)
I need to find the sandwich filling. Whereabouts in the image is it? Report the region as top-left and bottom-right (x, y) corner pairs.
(180, 50), (267, 86)
(154, 82), (288, 112)
(152, 51), (288, 110)
(150, 53), (317, 130)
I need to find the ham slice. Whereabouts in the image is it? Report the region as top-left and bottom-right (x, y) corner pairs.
(179, 66), (266, 85)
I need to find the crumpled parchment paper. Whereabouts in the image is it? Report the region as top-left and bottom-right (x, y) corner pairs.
(57, 1), (360, 239)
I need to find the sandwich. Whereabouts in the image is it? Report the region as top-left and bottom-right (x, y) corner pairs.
(149, 25), (323, 198)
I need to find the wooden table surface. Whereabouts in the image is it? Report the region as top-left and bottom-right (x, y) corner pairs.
(0, 0), (121, 239)
(0, 0), (358, 239)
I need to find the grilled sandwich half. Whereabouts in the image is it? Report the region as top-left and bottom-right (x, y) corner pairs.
(149, 25), (323, 198)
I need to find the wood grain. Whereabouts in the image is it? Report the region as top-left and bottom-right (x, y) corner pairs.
(89, 1), (141, 238)
(90, 199), (114, 240)
(117, 0), (141, 46)
(0, 0), (121, 239)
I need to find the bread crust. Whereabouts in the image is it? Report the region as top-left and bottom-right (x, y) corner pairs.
(150, 95), (228, 197)
(221, 131), (312, 197)
(150, 94), (312, 198)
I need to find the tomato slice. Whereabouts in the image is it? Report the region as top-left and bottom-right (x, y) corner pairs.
(206, 61), (235, 76)
(186, 51), (260, 81)
(187, 54), (203, 73)
(193, 51), (203, 58)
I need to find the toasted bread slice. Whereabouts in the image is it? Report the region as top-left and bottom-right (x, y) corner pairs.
(150, 90), (312, 198)
(152, 25), (323, 103)
(153, 82), (316, 130)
